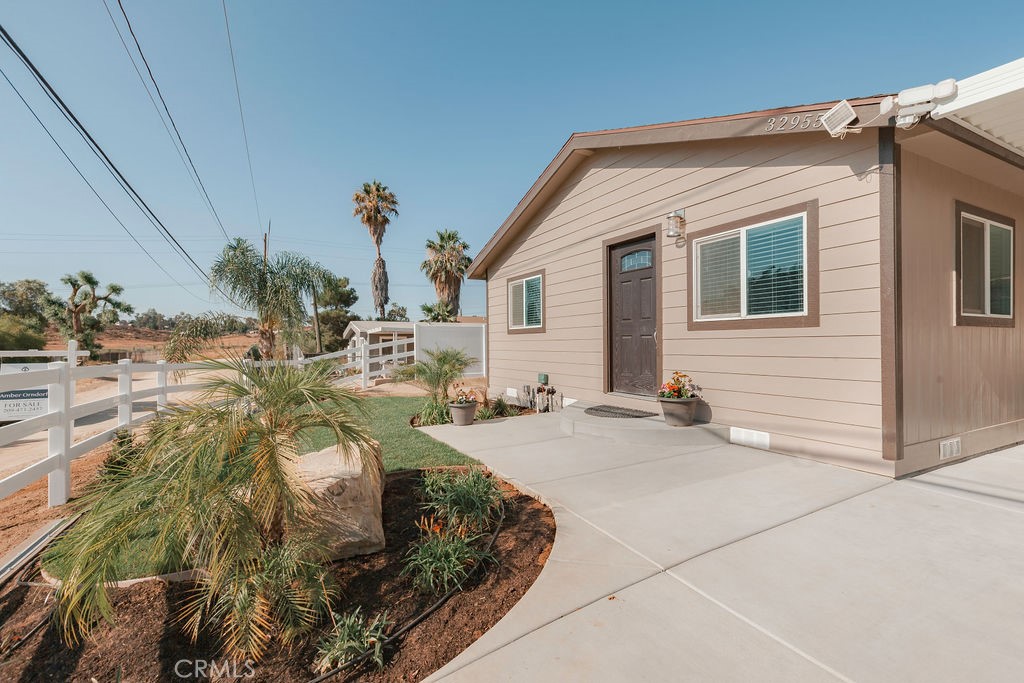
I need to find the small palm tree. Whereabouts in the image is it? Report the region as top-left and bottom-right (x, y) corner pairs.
(210, 238), (323, 359)
(420, 300), (456, 323)
(49, 358), (374, 660)
(395, 347), (474, 424)
(420, 229), (472, 314)
(352, 180), (399, 319)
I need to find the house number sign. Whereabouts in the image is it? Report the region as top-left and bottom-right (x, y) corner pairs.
(764, 113), (825, 132)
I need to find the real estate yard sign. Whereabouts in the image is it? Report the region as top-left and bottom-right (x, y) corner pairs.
(0, 363), (48, 421)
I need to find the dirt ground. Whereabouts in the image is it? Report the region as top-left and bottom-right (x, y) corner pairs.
(0, 470), (555, 682)
(0, 446), (110, 561)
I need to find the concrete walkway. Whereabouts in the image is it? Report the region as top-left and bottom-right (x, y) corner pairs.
(421, 410), (1024, 682)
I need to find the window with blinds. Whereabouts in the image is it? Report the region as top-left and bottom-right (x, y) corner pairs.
(509, 274), (543, 330)
(694, 213), (806, 321)
(958, 209), (1013, 320)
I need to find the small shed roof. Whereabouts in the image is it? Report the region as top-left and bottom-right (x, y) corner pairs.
(342, 320), (415, 339)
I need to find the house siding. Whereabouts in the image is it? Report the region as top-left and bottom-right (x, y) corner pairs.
(897, 132), (1024, 475)
(486, 130), (890, 475)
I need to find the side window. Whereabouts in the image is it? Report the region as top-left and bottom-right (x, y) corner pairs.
(957, 202), (1015, 326)
(508, 273), (544, 331)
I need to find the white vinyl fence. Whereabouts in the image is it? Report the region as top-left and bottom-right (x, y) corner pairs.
(0, 339), (416, 508)
(0, 328), (484, 508)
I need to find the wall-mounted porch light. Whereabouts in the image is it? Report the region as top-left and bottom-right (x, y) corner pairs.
(666, 209), (685, 239)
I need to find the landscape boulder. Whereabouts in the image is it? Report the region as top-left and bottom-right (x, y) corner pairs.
(298, 439), (385, 560)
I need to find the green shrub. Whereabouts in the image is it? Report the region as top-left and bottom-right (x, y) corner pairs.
(314, 607), (391, 673)
(421, 468), (503, 532)
(402, 528), (493, 595)
(100, 429), (143, 482)
(0, 314), (45, 351)
(491, 396), (520, 417)
(417, 399), (451, 426)
(475, 406), (496, 420)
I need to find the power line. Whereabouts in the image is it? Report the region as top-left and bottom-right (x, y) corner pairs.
(221, 0), (263, 237)
(0, 21), (213, 287)
(0, 62), (209, 303)
(102, 0), (230, 241)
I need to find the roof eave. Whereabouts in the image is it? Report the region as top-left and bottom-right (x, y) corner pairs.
(468, 96), (889, 279)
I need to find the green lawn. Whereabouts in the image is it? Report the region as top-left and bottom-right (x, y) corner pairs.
(305, 396), (476, 472)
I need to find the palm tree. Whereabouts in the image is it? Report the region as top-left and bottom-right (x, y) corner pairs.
(48, 358), (374, 660)
(421, 229), (472, 314)
(420, 300), (456, 323)
(210, 238), (322, 359)
(352, 180), (399, 319)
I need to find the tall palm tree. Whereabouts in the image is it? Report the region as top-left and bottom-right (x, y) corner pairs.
(420, 229), (472, 314)
(48, 358), (374, 660)
(210, 238), (320, 359)
(351, 180), (399, 319)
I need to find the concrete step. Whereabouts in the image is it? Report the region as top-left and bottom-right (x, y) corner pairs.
(559, 401), (730, 447)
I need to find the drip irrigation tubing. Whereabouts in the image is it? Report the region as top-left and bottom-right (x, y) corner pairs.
(306, 506), (507, 683)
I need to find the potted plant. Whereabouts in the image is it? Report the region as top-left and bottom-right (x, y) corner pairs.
(658, 372), (703, 427)
(449, 388), (477, 426)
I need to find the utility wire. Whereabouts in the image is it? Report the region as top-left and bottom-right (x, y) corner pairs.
(0, 21), (213, 287)
(103, 0), (230, 241)
(0, 63), (210, 303)
(221, 0), (263, 238)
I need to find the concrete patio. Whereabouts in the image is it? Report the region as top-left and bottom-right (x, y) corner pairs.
(421, 408), (1024, 682)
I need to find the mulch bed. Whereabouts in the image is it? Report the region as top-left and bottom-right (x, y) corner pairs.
(0, 470), (554, 682)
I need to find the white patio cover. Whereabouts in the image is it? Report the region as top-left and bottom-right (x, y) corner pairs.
(931, 57), (1024, 157)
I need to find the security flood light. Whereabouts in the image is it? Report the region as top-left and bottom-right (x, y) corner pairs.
(821, 100), (859, 137)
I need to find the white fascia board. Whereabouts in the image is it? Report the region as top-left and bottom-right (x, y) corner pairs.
(932, 57), (1024, 119)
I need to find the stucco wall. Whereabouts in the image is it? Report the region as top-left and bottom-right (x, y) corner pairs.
(486, 130), (888, 474)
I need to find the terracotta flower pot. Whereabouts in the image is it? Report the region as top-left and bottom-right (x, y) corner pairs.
(449, 401), (477, 426)
(659, 397), (699, 427)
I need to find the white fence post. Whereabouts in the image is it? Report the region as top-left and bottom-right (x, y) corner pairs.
(66, 339), (78, 434)
(360, 338), (369, 389)
(47, 361), (71, 507)
(156, 359), (168, 410)
(118, 358), (133, 427)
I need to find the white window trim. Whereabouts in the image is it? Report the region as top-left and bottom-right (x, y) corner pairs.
(508, 274), (543, 330)
(960, 211), (1014, 319)
(692, 211), (808, 322)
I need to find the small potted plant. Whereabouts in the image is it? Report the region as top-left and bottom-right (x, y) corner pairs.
(449, 387), (478, 426)
(658, 372), (703, 427)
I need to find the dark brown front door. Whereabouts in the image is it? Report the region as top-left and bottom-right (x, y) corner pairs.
(610, 236), (658, 395)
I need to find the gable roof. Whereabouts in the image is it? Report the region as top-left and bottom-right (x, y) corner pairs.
(467, 96), (888, 279)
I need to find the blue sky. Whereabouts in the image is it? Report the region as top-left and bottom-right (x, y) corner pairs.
(2, 1), (1022, 320)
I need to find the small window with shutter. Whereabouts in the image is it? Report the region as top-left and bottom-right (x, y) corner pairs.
(508, 273), (544, 331)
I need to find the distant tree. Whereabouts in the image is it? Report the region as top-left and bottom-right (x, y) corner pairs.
(420, 300), (456, 323)
(43, 271), (133, 351)
(210, 238), (321, 359)
(385, 303), (409, 322)
(317, 276), (360, 353)
(420, 229), (472, 314)
(133, 308), (174, 330)
(0, 314), (46, 350)
(293, 261), (335, 355)
(351, 180), (399, 319)
(0, 278), (52, 331)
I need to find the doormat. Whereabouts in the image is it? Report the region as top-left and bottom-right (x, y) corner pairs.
(584, 405), (657, 419)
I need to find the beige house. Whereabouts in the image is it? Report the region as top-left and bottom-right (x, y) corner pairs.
(469, 58), (1024, 477)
